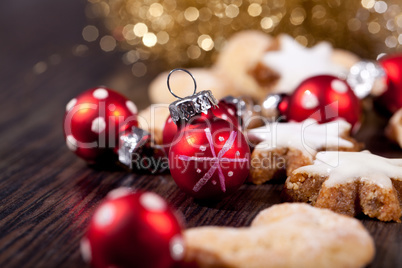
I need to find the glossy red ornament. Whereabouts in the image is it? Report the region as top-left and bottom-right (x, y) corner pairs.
(211, 100), (241, 129)
(377, 55), (402, 114)
(285, 75), (360, 126)
(81, 188), (185, 268)
(162, 115), (178, 154)
(63, 87), (138, 163)
(162, 99), (241, 154)
(168, 109), (250, 200)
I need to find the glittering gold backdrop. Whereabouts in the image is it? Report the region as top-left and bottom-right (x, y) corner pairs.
(84, 0), (402, 76)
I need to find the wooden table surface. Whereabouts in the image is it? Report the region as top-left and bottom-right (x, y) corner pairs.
(0, 1), (401, 267)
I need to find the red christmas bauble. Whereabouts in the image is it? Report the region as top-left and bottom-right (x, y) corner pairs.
(211, 100), (241, 129)
(64, 87), (138, 163)
(81, 188), (184, 268)
(162, 115), (178, 154)
(162, 99), (241, 155)
(378, 54), (402, 114)
(168, 110), (250, 200)
(285, 75), (360, 126)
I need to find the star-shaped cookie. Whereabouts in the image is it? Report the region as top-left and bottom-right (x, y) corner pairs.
(283, 151), (402, 222)
(184, 203), (374, 268)
(247, 119), (360, 184)
(261, 35), (348, 93)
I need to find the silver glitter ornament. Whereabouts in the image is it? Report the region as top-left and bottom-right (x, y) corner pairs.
(166, 69), (218, 123)
(347, 60), (387, 99)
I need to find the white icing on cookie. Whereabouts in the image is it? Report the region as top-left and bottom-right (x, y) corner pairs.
(248, 119), (353, 159)
(294, 151), (402, 188)
(261, 35), (347, 94)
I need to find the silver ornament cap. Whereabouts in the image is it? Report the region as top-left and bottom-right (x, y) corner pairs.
(169, 90), (218, 122)
(118, 126), (168, 173)
(167, 69), (218, 123)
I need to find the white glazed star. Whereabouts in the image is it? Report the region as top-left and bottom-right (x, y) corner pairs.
(247, 119), (353, 159)
(262, 35), (347, 93)
(286, 150), (402, 222)
(295, 151), (402, 188)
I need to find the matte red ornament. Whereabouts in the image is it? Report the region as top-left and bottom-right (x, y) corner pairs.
(284, 75), (360, 127)
(64, 87), (138, 163)
(81, 188), (185, 268)
(162, 98), (241, 155)
(377, 55), (402, 114)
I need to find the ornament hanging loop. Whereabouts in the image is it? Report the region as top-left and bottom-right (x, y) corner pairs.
(167, 68), (197, 100)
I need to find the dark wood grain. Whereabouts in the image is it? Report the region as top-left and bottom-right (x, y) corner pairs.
(0, 1), (401, 268)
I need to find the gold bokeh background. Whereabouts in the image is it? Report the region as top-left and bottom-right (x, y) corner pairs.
(84, 0), (402, 76)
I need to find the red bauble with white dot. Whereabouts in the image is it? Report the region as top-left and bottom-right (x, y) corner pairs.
(377, 54), (402, 114)
(64, 87), (138, 163)
(81, 188), (184, 268)
(285, 75), (360, 127)
(162, 99), (241, 154)
(168, 110), (250, 200)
